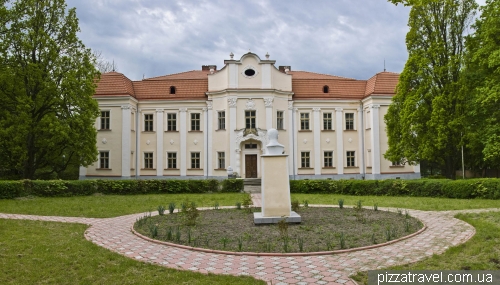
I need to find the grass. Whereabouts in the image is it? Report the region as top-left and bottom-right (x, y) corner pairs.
(351, 211), (500, 284)
(0, 193), (248, 218)
(0, 219), (264, 285)
(291, 194), (500, 211)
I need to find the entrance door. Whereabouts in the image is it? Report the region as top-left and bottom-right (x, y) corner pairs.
(245, 155), (257, 178)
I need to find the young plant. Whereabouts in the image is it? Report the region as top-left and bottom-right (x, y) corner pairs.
(242, 195), (253, 213)
(373, 203), (378, 211)
(339, 232), (346, 249)
(148, 224), (158, 238)
(303, 200), (309, 208)
(220, 237), (229, 249)
(264, 242), (273, 252)
(175, 226), (181, 242)
(354, 200), (363, 211)
(236, 202), (242, 210)
(297, 237), (304, 252)
(326, 240), (335, 251)
(405, 210), (411, 219)
(291, 199), (300, 212)
(405, 219), (411, 232)
(168, 202), (176, 214)
(181, 201), (200, 226)
(371, 233), (377, 244)
(157, 205), (166, 216)
(277, 217), (289, 239)
(166, 227), (173, 241)
(213, 202), (220, 210)
(187, 228), (192, 244)
(397, 208), (403, 215)
(385, 226), (392, 241)
(338, 199), (344, 209)
(282, 237), (290, 253)
(237, 236), (243, 251)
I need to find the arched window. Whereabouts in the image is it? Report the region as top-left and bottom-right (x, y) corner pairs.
(323, 85), (329, 93)
(170, 86), (176, 94)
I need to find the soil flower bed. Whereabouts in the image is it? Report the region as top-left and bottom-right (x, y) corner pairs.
(133, 206), (423, 253)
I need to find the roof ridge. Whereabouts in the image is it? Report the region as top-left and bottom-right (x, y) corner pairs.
(144, 70), (209, 80)
(291, 70), (356, 80)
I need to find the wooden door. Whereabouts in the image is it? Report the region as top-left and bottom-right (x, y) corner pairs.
(245, 155), (257, 178)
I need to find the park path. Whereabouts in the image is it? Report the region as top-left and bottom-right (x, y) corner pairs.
(1, 195), (499, 285)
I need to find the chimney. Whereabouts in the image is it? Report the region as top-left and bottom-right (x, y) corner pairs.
(278, 66), (291, 73)
(202, 65), (217, 72)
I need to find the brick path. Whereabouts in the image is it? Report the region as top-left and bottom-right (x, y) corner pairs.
(1, 195), (499, 285)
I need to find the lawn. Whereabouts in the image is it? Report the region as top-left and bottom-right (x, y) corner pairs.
(0, 193), (248, 218)
(1, 193), (499, 284)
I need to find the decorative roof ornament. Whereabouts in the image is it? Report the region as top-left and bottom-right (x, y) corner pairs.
(265, 52), (270, 59)
(230, 52), (234, 59)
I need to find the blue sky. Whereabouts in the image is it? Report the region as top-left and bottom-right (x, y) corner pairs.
(65, 0), (485, 81)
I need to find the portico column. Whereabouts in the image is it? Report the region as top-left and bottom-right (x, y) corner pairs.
(335, 108), (344, 175)
(206, 102), (213, 177)
(313, 108), (321, 175)
(264, 97), (273, 130)
(179, 108), (187, 177)
(370, 105), (381, 175)
(228, 97), (237, 171)
(288, 102), (294, 174)
(121, 105), (132, 178)
(156, 109), (164, 177)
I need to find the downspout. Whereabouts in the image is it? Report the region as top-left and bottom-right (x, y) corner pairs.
(360, 101), (365, 179)
(135, 107), (139, 179)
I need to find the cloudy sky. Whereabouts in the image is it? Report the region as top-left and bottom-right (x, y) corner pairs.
(65, 0), (483, 81)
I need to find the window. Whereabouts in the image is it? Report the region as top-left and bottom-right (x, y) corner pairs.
(245, 143), (257, 149)
(392, 161), (403, 166)
(301, 152), (310, 168)
(300, 113), (310, 130)
(277, 111), (284, 129)
(167, 152), (177, 169)
(170, 86), (176, 94)
(245, 110), (256, 129)
(99, 151), (109, 169)
(218, 111), (225, 130)
(144, 114), (154, 132)
(144, 152), (154, 169)
(345, 113), (354, 130)
(100, 111), (110, 130)
(324, 151), (333, 167)
(191, 152), (200, 169)
(167, 113), (176, 131)
(323, 113), (332, 130)
(191, 113), (200, 131)
(323, 85), (329, 93)
(218, 152), (225, 169)
(346, 151), (355, 167)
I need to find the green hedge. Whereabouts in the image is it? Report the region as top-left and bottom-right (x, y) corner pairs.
(290, 179), (500, 199)
(0, 179), (244, 199)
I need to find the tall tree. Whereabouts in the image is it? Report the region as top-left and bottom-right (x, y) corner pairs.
(462, 0), (500, 175)
(384, 0), (478, 179)
(0, 0), (99, 179)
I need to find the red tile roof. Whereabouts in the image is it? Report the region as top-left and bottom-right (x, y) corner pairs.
(365, 72), (399, 96)
(94, 69), (398, 101)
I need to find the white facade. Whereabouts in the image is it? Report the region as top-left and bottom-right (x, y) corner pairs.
(81, 53), (420, 180)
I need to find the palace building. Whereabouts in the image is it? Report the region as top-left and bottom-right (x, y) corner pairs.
(79, 52), (420, 180)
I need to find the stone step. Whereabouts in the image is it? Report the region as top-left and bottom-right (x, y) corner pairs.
(243, 178), (261, 186)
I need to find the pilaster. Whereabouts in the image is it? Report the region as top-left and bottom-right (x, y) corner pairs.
(264, 97), (273, 130)
(370, 105), (381, 175)
(313, 108), (321, 175)
(228, 97), (237, 171)
(121, 105), (132, 177)
(335, 108), (344, 174)
(288, 102), (294, 174)
(206, 102), (213, 177)
(156, 109), (164, 177)
(179, 108), (187, 176)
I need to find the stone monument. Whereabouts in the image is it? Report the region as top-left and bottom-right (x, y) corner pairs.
(254, 129), (301, 224)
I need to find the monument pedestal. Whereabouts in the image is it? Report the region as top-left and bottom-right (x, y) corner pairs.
(253, 154), (301, 224)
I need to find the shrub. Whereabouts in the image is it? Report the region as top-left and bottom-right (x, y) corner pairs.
(221, 179), (244, 192)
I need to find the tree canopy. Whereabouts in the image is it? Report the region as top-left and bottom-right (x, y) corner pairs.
(384, 0), (478, 178)
(0, 0), (100, 179)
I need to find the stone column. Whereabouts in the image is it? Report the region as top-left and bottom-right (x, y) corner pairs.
(179, 108), (187, 177)
(313, 107), (321, 175)
(228, 98), (237, 172)
(336, 108), (344, 174)
(370, 105), (381, 175)
(206, 102), (213, 177)
(121, 105), (132, 178)
(156, 109), (164, 177)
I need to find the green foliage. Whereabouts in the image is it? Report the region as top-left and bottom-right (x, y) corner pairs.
(157, 205), (165, 216)
(277, 217), (289, 239)
(0, 179), (238, 199)
(290, 178), (500, 199)
(242, 194), (253, 213)
(291, 199), (300, 212)
(181, 201), (199, 227)
(384, 0), (478, 179)
(220, 179), (244, 192)
(0, 0), (101, 179)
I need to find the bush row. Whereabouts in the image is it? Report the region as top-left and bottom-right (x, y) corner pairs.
(290, 178), (500, 199)
(0, 179), (244, 199)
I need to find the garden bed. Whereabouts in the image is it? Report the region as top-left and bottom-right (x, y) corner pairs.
(133, 206), (424, 254)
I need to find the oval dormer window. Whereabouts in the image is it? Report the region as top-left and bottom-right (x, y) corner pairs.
(244, 69), (256, 77)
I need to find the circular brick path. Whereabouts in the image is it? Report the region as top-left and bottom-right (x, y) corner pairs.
(1, 195), (499, 285)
